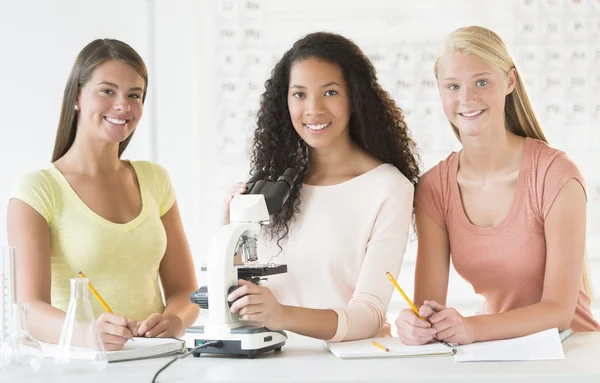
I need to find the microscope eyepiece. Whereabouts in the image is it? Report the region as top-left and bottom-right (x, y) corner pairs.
(246, 169), (268, 194)
(276, 168), (299, 189)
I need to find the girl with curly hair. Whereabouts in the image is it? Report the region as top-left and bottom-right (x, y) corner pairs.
(223, 32), (420, 341)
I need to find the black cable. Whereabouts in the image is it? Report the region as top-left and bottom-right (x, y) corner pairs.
(151, 340), (223, 383)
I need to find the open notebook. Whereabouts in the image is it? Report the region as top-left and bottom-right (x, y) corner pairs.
(42, 337), (186, 363)
(326, 337), (456, 359)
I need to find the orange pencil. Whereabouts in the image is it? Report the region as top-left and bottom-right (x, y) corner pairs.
(385, 271), (425, 320)
(372, 341), (390, 352)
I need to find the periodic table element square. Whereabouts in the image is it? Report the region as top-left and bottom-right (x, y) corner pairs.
(540, 16), (565, 44)
(417, 44), (437, 68)
(514, 45), (541, 70)
(539, 98), (567, 132)
(519, 69), (540, 96)
(540, 71), (565, 97)
(243, 50), (270, 75)
(542, 45), (565, 70)
(216, 0), (239, 17)
(217, 78), (240, 101)
(394, 44), (418, 72)
(566, 71), (588, 97)
(416, 101), (445, 125)
(392, 76), (416, 100)
(217, 107), (241, 132)
(216, 25), (242, 48)
(239, 23), (264, 48)
(565, 99), (591, 126)
(591, 18), (600, 40)
(415, 72), (438, 101)
(242, 78), (264, 102)
(517, 0), (540, 14)
(241, 105), (259, 125)
(565, 44), (590, 68)
(396, 100), (415, 124)
(540, 0), (565, 14)
(217, 50), (241, 75)
(239, 0), (266, 19)
(565, 17), (589, 42)
(517, 19), (541, 43)
(363, 46), (393, 76)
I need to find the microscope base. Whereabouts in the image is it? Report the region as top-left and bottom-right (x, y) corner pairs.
(184, 325), (287, 359)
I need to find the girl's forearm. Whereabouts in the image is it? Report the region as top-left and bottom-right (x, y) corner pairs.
(281, 305), (338, 340)
(163, 292), (200, 337)
(468, 300), (572, 342)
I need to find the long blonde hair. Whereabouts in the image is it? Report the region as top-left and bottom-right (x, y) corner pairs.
(434, 26), (593, 297)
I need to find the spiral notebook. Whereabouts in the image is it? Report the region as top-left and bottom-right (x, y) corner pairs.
(42, 337), (186, 363)
(326, 337), (456, 359)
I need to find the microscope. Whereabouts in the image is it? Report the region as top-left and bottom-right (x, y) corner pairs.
(186, 168), (298, 358)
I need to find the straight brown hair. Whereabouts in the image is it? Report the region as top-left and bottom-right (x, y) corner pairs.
(52, 39), (148, 162)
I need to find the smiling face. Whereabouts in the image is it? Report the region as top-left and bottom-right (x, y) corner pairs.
(287, 58), (351, 151)
(436, 51), (515, 139)
(76, 59), (145, 145)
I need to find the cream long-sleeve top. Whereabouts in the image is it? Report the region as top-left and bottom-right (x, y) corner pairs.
(258, 164), (414, 342)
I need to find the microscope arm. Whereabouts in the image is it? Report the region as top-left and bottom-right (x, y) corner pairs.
(206, 222), (260, 328)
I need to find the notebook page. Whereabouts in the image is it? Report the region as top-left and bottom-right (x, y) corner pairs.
(108, 337), (186, 362)
(454, 328), (565, 362)
(327, 337), (455, 359)
(41, 337), (185, 362)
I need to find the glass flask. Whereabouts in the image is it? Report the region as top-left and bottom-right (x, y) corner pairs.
(0, 302), (44, 375)
(54, 278), (107, 372)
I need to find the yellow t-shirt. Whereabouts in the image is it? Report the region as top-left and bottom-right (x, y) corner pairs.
(10, 160), (176, 321)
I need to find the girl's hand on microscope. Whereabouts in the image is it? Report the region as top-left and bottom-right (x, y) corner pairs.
(222, 182), (247, 226)
(228, 279), (287, 331)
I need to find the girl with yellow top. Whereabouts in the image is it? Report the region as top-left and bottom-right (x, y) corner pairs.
(7, 39), (198, 351)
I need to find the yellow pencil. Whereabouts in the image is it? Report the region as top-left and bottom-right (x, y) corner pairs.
(78, 271), (113, 312)
(78, 271), (135, 342)
(385, 271), (425, 321)
(372, 341), (390, 352)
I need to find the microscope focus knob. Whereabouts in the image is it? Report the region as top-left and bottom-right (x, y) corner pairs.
(190, 286), (209, 309)
(227, 286), (241, 308)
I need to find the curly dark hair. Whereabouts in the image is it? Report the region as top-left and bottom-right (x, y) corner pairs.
(251, 32), (420, 245)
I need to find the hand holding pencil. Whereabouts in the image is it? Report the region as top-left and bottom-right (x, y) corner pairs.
(78, 271), (138, 351)
(386, 272), (450, 347)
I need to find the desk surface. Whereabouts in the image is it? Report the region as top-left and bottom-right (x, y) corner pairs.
(3, 332), (600, 383)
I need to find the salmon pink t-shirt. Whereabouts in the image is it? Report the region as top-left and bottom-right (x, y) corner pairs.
(416, 137), (599, 332)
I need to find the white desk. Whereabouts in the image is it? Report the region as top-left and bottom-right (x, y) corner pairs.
(3, 333), (600, 383)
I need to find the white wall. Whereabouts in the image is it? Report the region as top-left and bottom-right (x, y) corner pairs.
(1, 0), (599, 317)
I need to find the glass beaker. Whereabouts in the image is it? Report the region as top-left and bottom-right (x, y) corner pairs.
(54, 278), (107, 372)
(0, 302), (44, 375)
